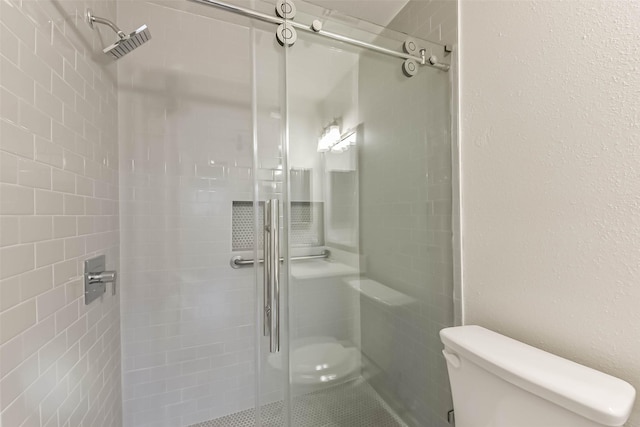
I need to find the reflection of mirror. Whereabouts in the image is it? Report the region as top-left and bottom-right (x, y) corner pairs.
(323, 125), (361, 251)
(327, 170), (357, 248)
(288, 168), (325, 248)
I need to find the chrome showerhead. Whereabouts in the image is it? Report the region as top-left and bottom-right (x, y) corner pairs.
(86, 9), (152, 60)
(103, 25), (151, 59)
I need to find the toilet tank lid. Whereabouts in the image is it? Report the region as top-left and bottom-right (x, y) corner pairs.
(440, 325), (636, 427)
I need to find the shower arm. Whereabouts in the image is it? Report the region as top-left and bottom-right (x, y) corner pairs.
(86, 9), (127, 39)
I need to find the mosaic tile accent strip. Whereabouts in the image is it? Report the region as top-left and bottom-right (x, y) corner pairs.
(232, 201), (263, 251)
(190, 379), (408, 427)
(291, 202), (324, 248)
(232, 201), (324, 251)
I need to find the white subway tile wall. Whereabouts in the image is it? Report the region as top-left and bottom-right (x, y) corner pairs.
(0, 0), (121, 426)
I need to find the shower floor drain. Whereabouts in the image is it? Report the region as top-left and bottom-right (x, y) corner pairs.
(190, 379), (407, 427)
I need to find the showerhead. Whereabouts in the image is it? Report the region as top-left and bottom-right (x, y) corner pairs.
(103, 25), (152, 59)
(86, 9), (152, 60)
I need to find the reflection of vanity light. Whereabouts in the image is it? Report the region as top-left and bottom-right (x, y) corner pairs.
(326, 125), (341, 144)
(331, 131), (356, 152)
(318, 123), (340, 152)
(317, 136), (331, 152)
(317, 123), (356, 153)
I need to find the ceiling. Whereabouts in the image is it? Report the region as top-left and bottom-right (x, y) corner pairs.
(306, 0), (409, 26)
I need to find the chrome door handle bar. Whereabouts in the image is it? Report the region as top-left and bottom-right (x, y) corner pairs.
(264, 199), (280, 353)
(263, 200), (271, 338)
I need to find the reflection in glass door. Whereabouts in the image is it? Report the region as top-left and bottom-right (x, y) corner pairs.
(281, 16), (454, 427)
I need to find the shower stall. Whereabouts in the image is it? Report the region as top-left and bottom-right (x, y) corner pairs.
(116, 0), (455, 426)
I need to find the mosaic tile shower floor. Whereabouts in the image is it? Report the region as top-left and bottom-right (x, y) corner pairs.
(190, 379), (407, 427)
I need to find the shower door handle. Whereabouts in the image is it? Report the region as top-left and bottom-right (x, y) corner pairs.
(263, 201), (271, 338)
(263, 199), (280, 353)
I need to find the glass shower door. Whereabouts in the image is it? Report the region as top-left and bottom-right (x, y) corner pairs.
(117, 0), (452, 425)
(202, 2), (454, 425)
(282, 19), (454, 427)
(282, 26), (367, 426)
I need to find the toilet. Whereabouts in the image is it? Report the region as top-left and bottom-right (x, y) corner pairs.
(440, 325), (636, 427)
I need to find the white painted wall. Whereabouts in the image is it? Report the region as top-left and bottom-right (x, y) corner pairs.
(460, 1), (640, 425)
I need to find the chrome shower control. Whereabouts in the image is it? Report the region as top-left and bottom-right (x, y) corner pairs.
(84, 255), (118, 305)
(87, 271), (117, 284)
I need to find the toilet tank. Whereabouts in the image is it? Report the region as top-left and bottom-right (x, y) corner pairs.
(440, 326), (636, 427)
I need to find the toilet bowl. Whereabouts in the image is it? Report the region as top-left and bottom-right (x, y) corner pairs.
(440, 326), (636, 427)
(268, 337), (360, 386)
